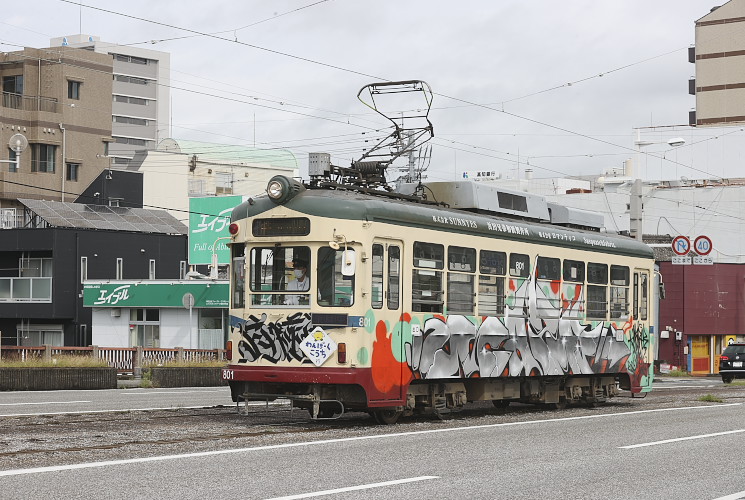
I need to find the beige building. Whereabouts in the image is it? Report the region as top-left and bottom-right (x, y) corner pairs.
(49, 35), (171, 167)
(1, 46), (113, 224)
(691, 0), (745, 126)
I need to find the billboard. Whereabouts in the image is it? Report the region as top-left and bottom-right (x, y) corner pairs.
(83, 282), (229, 308)
(188, 196), (245, 265)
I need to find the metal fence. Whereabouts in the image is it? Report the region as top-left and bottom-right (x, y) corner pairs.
(0, 345), (227, 375)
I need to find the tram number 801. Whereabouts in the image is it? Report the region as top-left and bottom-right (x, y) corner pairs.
(222, 369), (235, 380)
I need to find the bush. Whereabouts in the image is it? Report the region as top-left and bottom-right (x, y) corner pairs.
(0, 355), (108, 368)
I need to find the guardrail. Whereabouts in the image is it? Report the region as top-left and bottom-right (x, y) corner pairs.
(0, 345), (227, 375)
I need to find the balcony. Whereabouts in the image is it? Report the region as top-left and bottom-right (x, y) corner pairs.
(2, 92), (59, 113)
(0, 277), (52, 302)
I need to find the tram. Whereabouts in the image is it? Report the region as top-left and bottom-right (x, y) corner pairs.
(221, 176), (656, 423)
(221, 81), (656, 423)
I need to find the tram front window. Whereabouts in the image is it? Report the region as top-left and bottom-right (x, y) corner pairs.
(249, 246), (310, 307)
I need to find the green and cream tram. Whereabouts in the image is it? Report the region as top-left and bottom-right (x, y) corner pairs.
(222, 176), (656, 423)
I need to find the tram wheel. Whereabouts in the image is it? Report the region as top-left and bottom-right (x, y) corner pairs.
(492, 400), (510, 409)
(372, 409), (403, 425)
(722, 375), (734, 384)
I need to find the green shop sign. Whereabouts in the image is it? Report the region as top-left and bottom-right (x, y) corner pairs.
(189, 195), (245, 265)
(83, 282), (229, 308)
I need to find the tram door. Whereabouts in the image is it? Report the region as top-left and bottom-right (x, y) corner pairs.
(371, 240), (404, 401)
(632, 270), (649, 324)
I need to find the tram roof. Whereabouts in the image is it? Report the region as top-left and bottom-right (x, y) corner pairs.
(233, 187), (653, 259)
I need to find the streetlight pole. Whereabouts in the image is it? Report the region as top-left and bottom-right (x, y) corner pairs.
(629, 130), (686, 241)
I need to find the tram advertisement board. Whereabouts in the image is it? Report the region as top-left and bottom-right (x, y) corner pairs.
(189, 196), (246, 265)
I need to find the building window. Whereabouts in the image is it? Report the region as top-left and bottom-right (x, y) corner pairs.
(179, 261), (187, 279)
(3, 75), (23, 94)
(129, 309), (160, 347)
(113, 95), (148, 105)
(149, 259), (156, 280)
(7, 148), (17, 172)
(18, 324), (63, 347)
(66, 162), (80, 181)
(114, 75), (149, 85)
(116, 258), (123, 279)
(215, 172), (233, 194)
(115, 54), (148, 65)
(114, 115), (148, 126)
(111, 157), (130, 166)
(31, 144), (57, 173)
(81, 256), (88, 283)
(67, 80), (81, 100)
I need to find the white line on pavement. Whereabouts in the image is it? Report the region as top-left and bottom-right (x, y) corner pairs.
(121, 390), (226, 395)
(711, 491), (745, 500)
(0, 401), (91, 406)
(0, 402), (740, 477)
(620, 429), (745, 449)
(263, 476), (439, 500)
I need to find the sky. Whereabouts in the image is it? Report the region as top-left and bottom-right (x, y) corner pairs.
(2, 0), (742, 184)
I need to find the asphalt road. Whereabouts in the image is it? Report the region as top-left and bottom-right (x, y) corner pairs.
(2, 379), (744, 500)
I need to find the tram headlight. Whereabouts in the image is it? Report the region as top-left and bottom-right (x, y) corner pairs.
(266, 175), (306, 204)
(267, 179), (285, 200)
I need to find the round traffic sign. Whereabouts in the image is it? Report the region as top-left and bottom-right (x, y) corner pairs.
(671, 235), (691, 256)
(694, 235), (713, 256)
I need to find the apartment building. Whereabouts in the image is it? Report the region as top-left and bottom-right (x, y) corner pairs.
(0, 46), (113, 224)
(50, 34), (171, 167)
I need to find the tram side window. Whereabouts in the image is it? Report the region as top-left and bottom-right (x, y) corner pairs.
(639, 273), (648, 321)
(586, 263), (608, 319)
(562, 260), (585, 319)
(509, 253), (530, 278)
(317, 247), (355, 307)
(388, 246), (400, 310)
(563, 260), (585, 282)
(478, 250), (506, 317)
(507, 253), (530, 316)
(371, 244), (384, 309)
(249, 246), (310, 307)
(610, 265), (630, 319)
(447, 246), (476, 314)
(412, 242), (443, 313)
(231, 245), (245, 309)
(535, 257), (561, 317)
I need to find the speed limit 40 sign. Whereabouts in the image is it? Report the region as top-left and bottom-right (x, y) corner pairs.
(694, 235), (712, 256)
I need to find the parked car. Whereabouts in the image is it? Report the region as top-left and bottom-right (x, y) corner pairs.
(720, 343), (745, 383)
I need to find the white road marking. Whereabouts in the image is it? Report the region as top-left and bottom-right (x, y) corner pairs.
(0, 403), (739, 477)
(620, 428), (745, 449)
(0, 401), (91, 406)
(263, 476), (439, 500)
(655, 385), (717, 389)
(711, 491), (745, 500)
(121, 390), (226, 395)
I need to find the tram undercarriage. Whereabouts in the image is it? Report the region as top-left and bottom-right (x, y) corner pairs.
(230, 374), (625, 424)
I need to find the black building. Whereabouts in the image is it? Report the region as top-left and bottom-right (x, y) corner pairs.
(0, 199), (187, 347)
